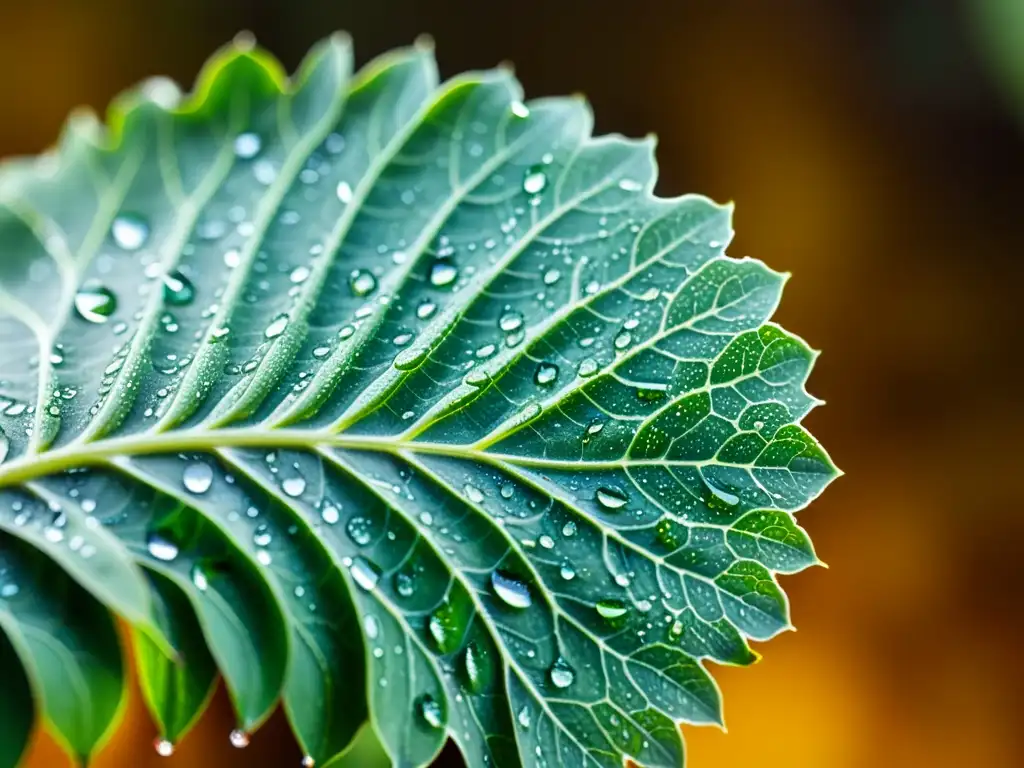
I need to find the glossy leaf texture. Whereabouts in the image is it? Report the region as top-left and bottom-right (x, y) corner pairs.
(0, 33), (838, 768)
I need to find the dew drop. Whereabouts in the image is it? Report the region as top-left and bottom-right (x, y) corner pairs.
(229, 729), (250, 749)
(595, 486), (628, 510)
(154, 739), (175, 757)
(111, 214), (149, 251)
(346, 516), (373, 546)
(416, 694), (444, 730)
(548, 657), (575, 689)
(290, 265), (311, 284)
(618, 178), (643, 192)
(462, 642), (488, 692)
(463, 483), (484, 503)
(491, 570), (532, 609)
(429, 260), (458, 288)
(511, 101), (530, 119)
(499, 311), (523, 332)
(265, 313), (290, 339)
(301, 757), (316, 768)
(542, 268), (560, 285)
(191, 563), (209, 592)
(349, 270), (377, 297)
(336, 181), (353, 203)
(596, 599), (628, 620)
(321, 503), (341, 525)
(517, 706), (531, 728)
(282, 476), (306, 498)
(500, 483), (515, 499)
(233, 132), (262, 159)
(162, 270), (195, 306)
(577, 358), (599, 377)
(614, 330), (632, 350)
(350, 556), (381, 592)
(146, 532), (179, 562)
(74, 283), (118, 324)
(560, 564), (576, 580)
(705, 478), (740, 507)
(416, 300), (437, 320)
(534, 362), (558, 386)
(523, 166), (547, 195)
(183, 462), (213, 494)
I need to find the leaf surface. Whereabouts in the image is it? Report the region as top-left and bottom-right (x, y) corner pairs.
(0, 34), (837, 767)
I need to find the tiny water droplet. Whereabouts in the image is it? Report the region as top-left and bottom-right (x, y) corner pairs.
(183, 462), (213, 494)
(463, 483), (484, 503)
(595, 486), (628, 510)
(290, 265), (311, 284)
(301, 757), (316, 768)
(578, 358), (599, 377)
(500, 483), (515, 499)
(596, 599), (628, 620)
(336, 181), (353, 203)
(191, 563), (209, 592)
(491, 570), (532, 609)
(511, 101), (530, 119)
(618, 178), (643, 192)
(542, 268), (560, 285)
(499, 311), (523, 332)
(349, 270), (377, 297)
(74, 283), (118, 324)
(548, 657), (575, 689)
(534, 362), (558, 386)
(154, 738), (175, 757)
(321, 503), (340, 525)
(614, 330), (632, 350)
(111, 214), (149, 251)
(560, 564), (576, 580)
(416, 300), (437, 320)
(517, 706), (531, 728)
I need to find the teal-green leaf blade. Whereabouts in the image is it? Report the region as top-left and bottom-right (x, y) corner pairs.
(0, 33), (839, 768)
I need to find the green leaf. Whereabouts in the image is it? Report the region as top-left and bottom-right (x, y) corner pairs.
(0, 33), (838, 768)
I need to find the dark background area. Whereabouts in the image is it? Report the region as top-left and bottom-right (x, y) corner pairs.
(2, 1), (1022, 766)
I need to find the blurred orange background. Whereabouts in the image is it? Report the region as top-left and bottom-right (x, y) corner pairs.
(2, 1), (1022, 766)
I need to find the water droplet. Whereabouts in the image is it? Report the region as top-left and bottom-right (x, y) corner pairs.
(548, 657), (575, 688)
(560, 564), (576, 580)
(349, 270), (377, 297)
(596, 486), (628, 510)
(523, 166), (547, 195)
(511, 101), (530, 119)
(350, 556), (381, 591)
(346, 516), (373, 546)
(183, 462), (213, 494)
(364, 615), (379, 640)
(705, 478), (740, 507)
(463, 483), (484, 503)
(543, 268), (560, 285)
(265, 313), (289, 339)
(578, 358), (599, 377)
(229, 729), (250, 748)
(429, 260), (458, 288)
(146, 532), (179, 562)
(499, 311), (523, 332)
(234, 132), (262, 159)
(290, 265), (311, 284)
(191, 563), (209, 592)
(312, 345), (331, 359)
(336, 181), (353, 203)
(321, 503), (340, 525)
(416, 300), (437, 320)
(517, 706), (531, 728)
(596, 599), (628, 620)
(618, 178), (643, 192)
(500, 483), (515, 499)
(416, 694), (444, 730)
(111, 214), (149, 251)
(162, 270), (195, 306)
(534, 362), (558, 386)
(0, 583), (18, 598)
(74, 283), (117, 324)
(491, 570), (532, 609)
(282, 476), (306, 498)
(154, 738), (175, 757)
(301, 757), (316, 768)
(462, 642), (488, 692)
(614, 330), (632, 350)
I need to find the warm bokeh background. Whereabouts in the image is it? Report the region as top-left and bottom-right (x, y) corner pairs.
(2, 1), (1022, 766)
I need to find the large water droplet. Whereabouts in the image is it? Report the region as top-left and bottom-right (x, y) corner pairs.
(548, 657), (575, 689)
(111, 214), (149, 251)
(146, 532), (179, 562)
(346, 516), (373, 546)
(349, 270), (377, 297)
(74, 283), (117, 324)
(491, 570), (532, 609)
(183, 462), (213, 494)
(162, 270), (195, 306)
(534, 362), (559, 386)
(229, 729), (250, 748)
(705, 478), (740, 507)
(596, 599), (628, 620)
(350, 556), (381, 592)
(523, 166), (547, 195)
(429, 260), (458, 287)
(578, 358), (599, 378)
(416, 300), (437, 320)
(281, 476), (306, 498)
(462, 642), (488, 692)
(233, 132), (262, 159)
(265, 313), (290, 339)
(321, 502), (341, 525)
(595, 486), (628, 510)
(499, 311), (523, 332)
(416, 694), (444, 730)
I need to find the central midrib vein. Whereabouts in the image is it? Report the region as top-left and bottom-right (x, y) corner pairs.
(0, 428), (735, 489)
